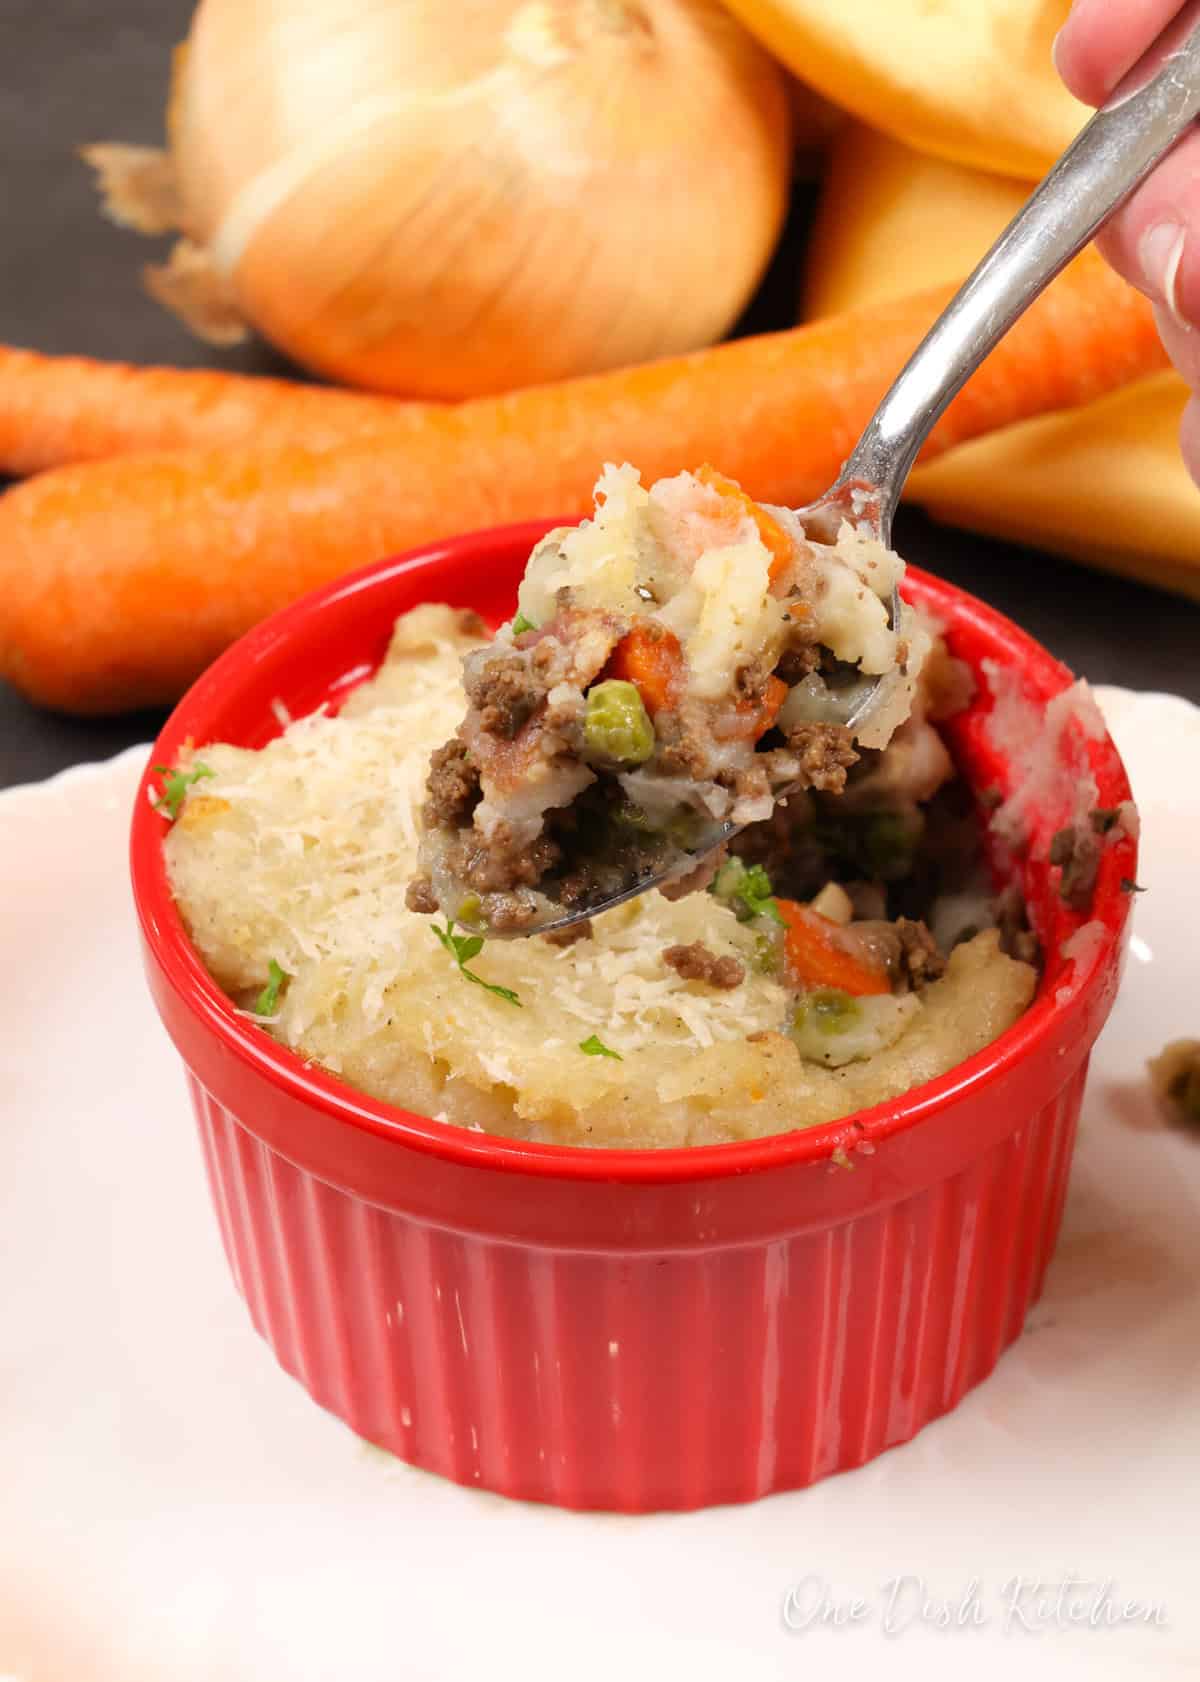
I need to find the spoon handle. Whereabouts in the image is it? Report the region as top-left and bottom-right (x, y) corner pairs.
(838, 0), (1200, 540)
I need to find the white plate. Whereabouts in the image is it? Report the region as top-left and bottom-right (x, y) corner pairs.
(1, 688), (1198, 1682)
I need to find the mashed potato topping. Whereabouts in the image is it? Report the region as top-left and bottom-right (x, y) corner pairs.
(164, 603), (1036, 1149)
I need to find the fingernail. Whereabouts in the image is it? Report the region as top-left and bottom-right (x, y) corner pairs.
(1140, 222), (1191, 330)
(1050, 27), (1064, 78)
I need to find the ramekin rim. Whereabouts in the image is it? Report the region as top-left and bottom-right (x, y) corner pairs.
(130, 523), (1135, 1187)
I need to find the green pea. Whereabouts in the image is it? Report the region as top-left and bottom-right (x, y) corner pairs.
(456, 892), (483, 926)
(584, 680), (655, 767)
(793, 988), (860, 1038)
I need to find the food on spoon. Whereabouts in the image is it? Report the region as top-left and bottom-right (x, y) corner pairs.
(409, 464), (928, 932)
(162, 602), (1037, 1149)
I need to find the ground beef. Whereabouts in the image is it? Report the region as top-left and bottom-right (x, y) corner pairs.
(895, 917), (946, 988)
(716, 763), (772, 804)
(662, 942), (745, 989)
(840, 916), (945, 990)
(1049, 822), (1101, 910)
(447, 823), (561, 894)
(786, 723), (860, 794)
(770, 615), (828, 686)
(733, 655), (772, 706)
(480, 890), (540, 930)
(542, 919), (594, 947)
(775, 642), (822, 686)
(405, 875), (438, 915)
(529, 640), (559, 678)
(654, 705), (714, 780)
(542, 693), (585, 739)
(463, 651), (548, 738)
(423, 739), (481, 827)
(529, 606), (629, 690)
(994, 884), (1041, 965)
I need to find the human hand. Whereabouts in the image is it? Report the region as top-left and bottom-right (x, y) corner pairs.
(1056, 0), (1200, 479)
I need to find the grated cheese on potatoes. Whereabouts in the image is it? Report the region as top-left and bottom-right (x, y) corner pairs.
(165, 603), (1036, 1149)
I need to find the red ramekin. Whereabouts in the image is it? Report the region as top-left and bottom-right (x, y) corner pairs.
(130, 525), (1137, 1512)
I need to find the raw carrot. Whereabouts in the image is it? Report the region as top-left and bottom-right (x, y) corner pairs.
(0, 249), (1165, 713)
(776, 901), (891, 996)
(694, 462), (793, 582)
(606, 624), (684, 716)
(0, 346), (414, 476)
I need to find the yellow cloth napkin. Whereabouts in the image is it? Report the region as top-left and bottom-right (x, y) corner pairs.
(723, 0), (1088, 176)
(804, 123), (1200, 600)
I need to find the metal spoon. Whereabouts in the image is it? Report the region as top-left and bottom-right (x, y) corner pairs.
(514, 6), (1200, 937)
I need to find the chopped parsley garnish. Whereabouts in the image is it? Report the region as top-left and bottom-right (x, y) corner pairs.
(432, 919), (522, 1006)
(738, 864), (785, 924)
(579, 1033), (622, 1060)
(711, 857), (784, 925)
(151, 760), (213, 820)
(254, 959), (290, 1016)
(510, 611), (537, 636)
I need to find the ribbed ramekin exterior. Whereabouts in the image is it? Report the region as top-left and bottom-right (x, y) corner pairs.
(187, 1060), (1086, 1511)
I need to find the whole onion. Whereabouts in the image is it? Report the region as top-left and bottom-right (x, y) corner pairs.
(96, 0), (794, 398)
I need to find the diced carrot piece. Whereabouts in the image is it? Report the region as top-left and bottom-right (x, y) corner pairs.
(606, 621), (684, 716)
(695, 462), (793, 585)
(755, 673), (788, 735)
(776, 900), (891, 996)
(724, 673), (789, 741)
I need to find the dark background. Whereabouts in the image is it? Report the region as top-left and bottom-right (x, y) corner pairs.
(2, 0), (1194, 790)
